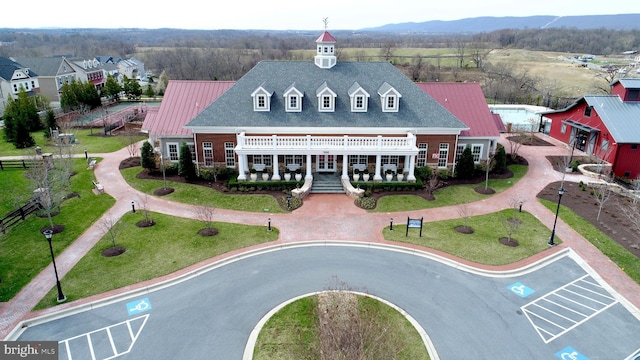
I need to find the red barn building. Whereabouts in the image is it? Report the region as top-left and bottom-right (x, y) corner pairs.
(544, 79), (640, 179)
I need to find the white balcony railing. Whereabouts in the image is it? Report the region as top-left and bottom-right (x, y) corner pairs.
(237, 133), (415, 152)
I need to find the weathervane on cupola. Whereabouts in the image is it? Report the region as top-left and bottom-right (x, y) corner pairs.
(314, 17), (337, 69)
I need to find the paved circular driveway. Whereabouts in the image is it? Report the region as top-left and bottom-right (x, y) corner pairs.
(15, 244), (640, 359)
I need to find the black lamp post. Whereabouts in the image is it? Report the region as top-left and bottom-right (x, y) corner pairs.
(43, 229), (66, 303)
(84, 148), (88, 160)
(548, 187), (565, 246)
(286, 194), (292, 210)
(267, 218), (272, 231)
(390, 217), (394, 231)
(131, 201), (136, 214)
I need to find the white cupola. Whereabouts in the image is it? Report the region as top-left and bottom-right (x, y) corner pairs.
(314, 30), (337, 69)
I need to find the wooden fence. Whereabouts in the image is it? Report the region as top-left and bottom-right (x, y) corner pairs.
(0, 159), (41, 170)
(0, 199), (42, 233)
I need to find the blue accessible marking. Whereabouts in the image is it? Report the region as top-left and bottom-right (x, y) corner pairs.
(126, 297), (152, 316)
(507, 282), (535, 298)
(555, 346), (589, 360)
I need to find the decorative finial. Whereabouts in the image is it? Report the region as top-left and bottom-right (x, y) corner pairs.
(323, 17), (329, 30)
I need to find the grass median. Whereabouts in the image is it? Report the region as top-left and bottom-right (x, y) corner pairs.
(120, 167), (285, 213)
(383, 208), (555, 266)
(0, 158), (116, 302)
(35, 211), (279, 309)
(373, 165), (528, 212)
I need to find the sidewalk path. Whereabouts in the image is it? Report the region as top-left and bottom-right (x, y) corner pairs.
(2, 134), (639, 339)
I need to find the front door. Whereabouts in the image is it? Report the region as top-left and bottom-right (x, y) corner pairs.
(317, 154), (336, 172)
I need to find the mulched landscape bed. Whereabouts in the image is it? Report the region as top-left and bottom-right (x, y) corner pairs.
(537, 180), (639, 259)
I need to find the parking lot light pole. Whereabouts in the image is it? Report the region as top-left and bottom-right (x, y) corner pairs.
(548, 187), (565, 246)
(43, 229), (66, 303)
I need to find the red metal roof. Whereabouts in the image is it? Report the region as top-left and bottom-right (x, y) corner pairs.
(143, 80), (235, 137)
(492, 113), (506, 133)
(417, 82), (500, 138)
(315, 31), (336, 43)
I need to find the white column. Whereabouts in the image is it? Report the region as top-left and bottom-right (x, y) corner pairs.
(407, 154), (416, 182)
(341, 154), (349, 179)
(306, 154), (313, 179)
(373, 154), (382, 181)
(237, 154), (247, 181)
(272, 154), (281, 181)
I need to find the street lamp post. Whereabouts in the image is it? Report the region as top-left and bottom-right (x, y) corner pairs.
(43, 229), (66, 303)
(160, 152), (167, 189)
(548, 187), (565, 246)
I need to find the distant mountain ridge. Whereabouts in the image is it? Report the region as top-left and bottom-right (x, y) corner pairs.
(363, 14), (640, 33)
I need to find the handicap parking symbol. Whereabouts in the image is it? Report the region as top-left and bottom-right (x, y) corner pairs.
(126, 297), (152, 316)
(555, 346), (589, 360)
(507, 282), (535, 298)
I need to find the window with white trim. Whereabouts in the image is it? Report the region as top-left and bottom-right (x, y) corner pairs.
(416, 143), (428, 167)
(257, 95), (266, 108)
(386, 96), (396, 110)
(252, 155), (272, 167)
(203, 142), (213, 166)
(381, 155), (399, 165)
(284, 155), (304, 166)
(224, 142), (235, 168)
(601, 139), (609, 152)
(187, 143), (196, 161)
(290, 96), (298, 109)
(167, 142), (179, 161)
(355, 96), (364, 109)
(456, 144), (465, 161)
(349, 155), (368, 166)
(561, 124), (567, 134)
(438, 143), (449, 168)
(322, 95), (332, 110)
(471, 145), (483, 163)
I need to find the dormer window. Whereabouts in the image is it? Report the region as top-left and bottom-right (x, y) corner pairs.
(316, 82), (337, 112)
(251, 83), (273, 112)
(284, 83), (303, 112)
(378, 82), (402, 112)
(348, 82), (370, 112)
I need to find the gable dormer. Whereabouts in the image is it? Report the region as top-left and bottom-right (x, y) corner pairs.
(348, 82), (370, 112)
(251, 82), (273, 112)
(314, 31), (337, 69)
(283, 83), (304, 112)
(316, 81), (337, 112)
(378, 82), (402, 112)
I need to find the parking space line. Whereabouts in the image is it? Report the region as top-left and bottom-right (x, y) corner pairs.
(59, 314), (149, 360)
(521, 274), (618, 343)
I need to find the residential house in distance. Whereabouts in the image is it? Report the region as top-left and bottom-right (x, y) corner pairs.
(0, 56), (41, 116)
(543, 78), (640, 179)
(118, 57), (146, 82)
(11, 56), (81, 105)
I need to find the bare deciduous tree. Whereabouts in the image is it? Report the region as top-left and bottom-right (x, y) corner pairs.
(100, 216), (124, 249)
(592, 182), (613, 222)
(26, 154), (66, 230)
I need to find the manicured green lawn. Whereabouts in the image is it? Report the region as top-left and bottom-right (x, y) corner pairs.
(539, 199), (640, 285)
(0, 168), (33, 215)
(120, 167), (285, 213)
(0, 158), (116, 302)
(373, 165), (528, 212)
(253, 294), (428, 360)
(0, 128), (146, 157)
(35, 211), (279, 309)
(384, 208), (555, 266)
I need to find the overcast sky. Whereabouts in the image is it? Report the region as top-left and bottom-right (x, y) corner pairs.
(5, 0), (640, 30)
